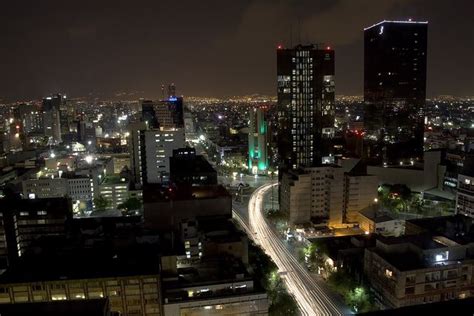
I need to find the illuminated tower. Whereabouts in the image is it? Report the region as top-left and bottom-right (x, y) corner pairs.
(248, 106), (268, 174)
(277, 44), (335, 172)
(364, 20), (428, 165)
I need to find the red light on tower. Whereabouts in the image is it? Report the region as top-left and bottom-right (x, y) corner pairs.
(277, 44), (283, 50)
(326, 46), (331, 50)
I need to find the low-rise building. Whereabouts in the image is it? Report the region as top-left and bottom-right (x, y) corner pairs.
(456, 172), (474, 218)
(0, 245), (162, 316)
(0, 198), (72, 269)
(97, 176), (129, 210)
(169, 148), (217, 186)
(161, 256), (267, 316)
(143, 184), (231, 230)
(364, 218), (474, 308)
(358, 208), (405, 236)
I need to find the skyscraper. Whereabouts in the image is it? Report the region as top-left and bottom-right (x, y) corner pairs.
(364, 20), (428, 165)
(139, 87), (184, 130)
(248, 106), (268, 174)
(129, 121), (185, 186)
(42, 94), (65, 144)
(277, 44), (335, 172)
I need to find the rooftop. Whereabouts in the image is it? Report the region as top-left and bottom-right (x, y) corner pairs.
(360, 297), (474, 316)
(170, 155), (216, 175)
(364, 20), (428, 31)
(0, 299), (111, 316)
(0, 238), (160, 283)
(143, 184), (230, 203)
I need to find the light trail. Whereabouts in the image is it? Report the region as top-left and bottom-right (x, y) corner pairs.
(246, 183), (348, 316)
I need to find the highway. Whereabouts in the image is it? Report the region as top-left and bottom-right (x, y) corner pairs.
(237, 182), (350, 316)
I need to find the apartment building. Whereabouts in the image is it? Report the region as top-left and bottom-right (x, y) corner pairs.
(364, 231), (474, 308)
(280, 162), (378, 226)
(0, 245), (162, 316)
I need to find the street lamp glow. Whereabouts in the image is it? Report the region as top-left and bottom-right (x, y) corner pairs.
(50, 152), (56, 158)
(85, 155), (93, 164)
(199, 135), (206, 141)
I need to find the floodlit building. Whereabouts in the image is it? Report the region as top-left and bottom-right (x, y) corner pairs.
(280, 165), (344, 225)
(280, 162), (378, 226)
(248, 106), (269, 174)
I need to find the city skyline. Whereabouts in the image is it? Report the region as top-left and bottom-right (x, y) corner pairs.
(1, 0), (474, 101)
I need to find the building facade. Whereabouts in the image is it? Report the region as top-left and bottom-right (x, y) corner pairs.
(280, 166), (344, 225)
(280, 164), (378, 226)
(42, 94), (65, 144)
(0, 274), (161, 315)
(456, 173), (474, 218)
(277, 44), (335, 172)
(364, 20), (428, 165)
(248, 106), (268, 174)
(0, 198), (72, 268)
(132, 128), (185, 185)
(364, 234), (474, 308)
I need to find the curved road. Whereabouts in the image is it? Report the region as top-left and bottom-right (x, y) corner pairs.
(243, 183), (349, 316)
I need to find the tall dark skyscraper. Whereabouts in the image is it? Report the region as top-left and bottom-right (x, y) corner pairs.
(363, 20), (428, 165)
(277, 44), (335, 171)
(42, 94), (65, 144)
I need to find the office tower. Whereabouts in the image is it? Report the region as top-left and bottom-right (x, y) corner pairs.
(43, 94), (64, 144)
(6, 120), (23, 152)
(14, 103), (43, 134)
(248, 106), (268, 174)
(277, 44), (335, 172)
(140, 99), (159, 128)
(170, 148), (218, 186)
(129, 122), (185, 185)
(364, 20), (428, 165)
(0, 198), (72, 268)
(167, 83), (176, 98)
(77, 117), (97, 146)
(140, 97), (184, 129)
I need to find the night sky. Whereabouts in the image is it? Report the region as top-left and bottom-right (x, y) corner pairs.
(1, 0), (473, 101)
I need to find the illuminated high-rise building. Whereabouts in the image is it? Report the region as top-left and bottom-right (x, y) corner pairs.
(139, 92), (184, 129)
(364, 20), (428, 165)
(277, 44), (335, 172)
(248, 106), (268, 174)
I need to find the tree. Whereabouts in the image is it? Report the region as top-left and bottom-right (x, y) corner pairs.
(117, 197), (142, 213)
(93, 195), (111, 212)
(347, 287), (372, 313)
